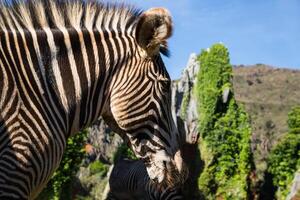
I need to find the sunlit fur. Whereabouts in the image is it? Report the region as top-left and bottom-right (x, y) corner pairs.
(0, 0), (185, 198)
(0, 0), (139, 32)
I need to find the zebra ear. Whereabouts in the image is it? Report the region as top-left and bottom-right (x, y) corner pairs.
(136, 8), (173, 56)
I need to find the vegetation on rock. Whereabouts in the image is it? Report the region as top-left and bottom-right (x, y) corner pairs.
(195, 43), (253, 199)
(180, 91), (190, 120)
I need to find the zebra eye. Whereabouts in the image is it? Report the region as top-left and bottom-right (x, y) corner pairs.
(159, 80), (171, 93)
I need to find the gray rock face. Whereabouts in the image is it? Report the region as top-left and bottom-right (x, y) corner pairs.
(172, 53), (200, 144)
(287, 171), (300, 200)
(171, 53), (201, 199)
(85, 119), (123, 164)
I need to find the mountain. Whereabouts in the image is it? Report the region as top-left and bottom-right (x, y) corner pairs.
(232, 64), (300, 181)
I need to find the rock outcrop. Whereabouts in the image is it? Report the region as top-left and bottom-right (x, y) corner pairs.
(85, 120), (123, 164)
(287, 171), (300, 200)
(172, 53), (200, 144)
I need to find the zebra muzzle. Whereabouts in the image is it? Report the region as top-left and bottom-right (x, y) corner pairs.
(172, 150), (189, 185)
(174, 150), (183, 173)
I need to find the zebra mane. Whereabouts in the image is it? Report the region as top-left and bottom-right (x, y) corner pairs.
(0, 0), (142, 32)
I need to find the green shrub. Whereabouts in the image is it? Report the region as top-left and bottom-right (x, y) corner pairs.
(268, 106), (300, 199)
(89, 161), (109, 177)
(113, 143), (137, 163)
(288, 107), (300, 134)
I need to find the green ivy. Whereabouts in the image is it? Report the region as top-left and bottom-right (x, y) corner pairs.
(195, 44), (252, 199)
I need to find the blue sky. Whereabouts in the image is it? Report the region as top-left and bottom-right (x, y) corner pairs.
(128, 0), (300, 79)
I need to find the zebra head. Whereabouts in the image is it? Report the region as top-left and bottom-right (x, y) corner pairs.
(103, 7), (187, 187)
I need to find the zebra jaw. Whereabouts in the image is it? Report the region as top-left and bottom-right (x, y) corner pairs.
(146, 150), (170, 183)
(145, 149), (186, 186)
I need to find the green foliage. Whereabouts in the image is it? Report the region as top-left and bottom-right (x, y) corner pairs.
(180, 91), (190, 119)
(195, 44), (252, 199)
(74, 160), (110, 200)
(268, 106), (300, 199)
(195, 44), (232, 137)
(113, 143), (137, 163)
(38, 130), (88, 200)
(288, 106), (300, 134)
(89, 160), (109, 177)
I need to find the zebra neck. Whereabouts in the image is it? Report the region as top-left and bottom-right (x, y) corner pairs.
(0, 27), (132, 137)
(43, 28), (131, 136)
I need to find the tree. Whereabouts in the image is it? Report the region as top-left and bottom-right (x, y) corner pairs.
(288, 106), (300, 134)
(268, 106), (300, 199)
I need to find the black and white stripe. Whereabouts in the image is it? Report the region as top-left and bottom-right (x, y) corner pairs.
(0, 1), (186, 198)
(107, 159), (183, 200)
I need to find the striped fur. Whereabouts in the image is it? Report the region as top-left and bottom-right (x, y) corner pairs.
(107, 159), (183, 200)
(0, 0), (186, 199)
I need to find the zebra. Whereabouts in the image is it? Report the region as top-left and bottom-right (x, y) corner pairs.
(0, 0), (188, 199)
(107, 159), (183, 200)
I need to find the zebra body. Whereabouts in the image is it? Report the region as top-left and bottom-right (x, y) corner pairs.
(0, 0), (186, 199)
(108, 159), (183, 200)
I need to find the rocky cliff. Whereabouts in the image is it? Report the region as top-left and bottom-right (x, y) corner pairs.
(172, 53), (200, 144)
